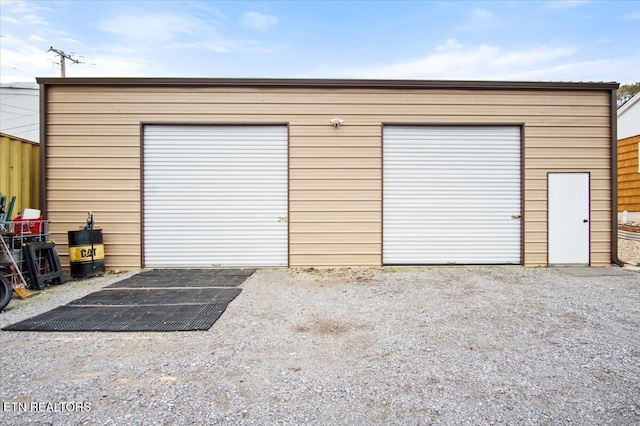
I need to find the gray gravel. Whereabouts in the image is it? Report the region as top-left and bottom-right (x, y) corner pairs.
(1, 266), (639, 425)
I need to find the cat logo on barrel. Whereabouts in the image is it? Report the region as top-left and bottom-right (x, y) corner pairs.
(80, 248), (97, 258)
(69, 244), (105, 262)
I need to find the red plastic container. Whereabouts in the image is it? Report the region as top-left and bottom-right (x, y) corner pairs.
(12, 215), (43, 236)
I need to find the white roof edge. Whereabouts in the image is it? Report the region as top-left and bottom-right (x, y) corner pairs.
(618, 91), (640, 116)
(0, 82), (39, 89)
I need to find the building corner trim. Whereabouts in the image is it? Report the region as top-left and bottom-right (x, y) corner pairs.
(611, 88), (624, 267)
(39, 84), (47, 217)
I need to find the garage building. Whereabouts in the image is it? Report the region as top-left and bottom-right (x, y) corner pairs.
(37, 78), (621, 269)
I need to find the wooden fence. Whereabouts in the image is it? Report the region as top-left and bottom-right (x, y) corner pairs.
(618, 134), (640, 212)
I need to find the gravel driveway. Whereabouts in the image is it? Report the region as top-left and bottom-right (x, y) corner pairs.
(1, 267), (639, 425)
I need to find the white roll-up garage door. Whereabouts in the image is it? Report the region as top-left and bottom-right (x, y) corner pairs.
(143, 125), (288, 267)
(383, 126), (521, 264)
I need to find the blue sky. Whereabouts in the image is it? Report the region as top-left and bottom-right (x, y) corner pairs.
(0, 0), (639, 84)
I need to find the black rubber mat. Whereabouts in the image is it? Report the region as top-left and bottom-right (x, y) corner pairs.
(2, 269), (250, 332)
(68, 288), (242, 306)
(106, 269), (254, 288)
(2, 304), (229, 332)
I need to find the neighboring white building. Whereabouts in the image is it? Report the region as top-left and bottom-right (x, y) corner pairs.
(0, 82), (39, 143)
(618, 91), (640, 140)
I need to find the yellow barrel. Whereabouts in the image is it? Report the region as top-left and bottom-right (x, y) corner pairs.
(68, 230), (105, 278)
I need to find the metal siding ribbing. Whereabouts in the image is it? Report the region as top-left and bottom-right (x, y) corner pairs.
(143, 125), (288, 267)
(383, 126), (521, 264)
(0, 133), (40, 215)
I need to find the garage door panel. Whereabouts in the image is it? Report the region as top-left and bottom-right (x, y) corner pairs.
(384, 222), (520, 228)
(143, 125), (288, 267)
(383, 126), (521, 264)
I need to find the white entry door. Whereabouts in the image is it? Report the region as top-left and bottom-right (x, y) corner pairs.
(548, 173), (590, 265)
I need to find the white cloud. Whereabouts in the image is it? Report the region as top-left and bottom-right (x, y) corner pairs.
(68, 54), (154, 78)
(0, 34), (58, 82)
(0, 0), (49, 25)
(165, 40), (231, 54)
(1, 39), (159, 81)
(180, 1), (227, 21)
(0, 2), (84, 82)
(0, 0), (32, 14)
(97, 13), (199, 43)
(502, 55), (639, 83)
(207, 41), (236, 53)
(621, 11), (640, 20)
(545, 0), (589, 10)
(0, 2), (281, 83)
(95, 10), (276, 55)
(23, 13), (47, 25)
(455, 7), (500, 32)
(299, 41), (640, 83)
(0, 31), (98, 82)
(242, 40), (274, 53)
(437, 39), (463, 51)
(489, 45), (577, 69)
(312, 43), (576, 80)
(0, 15), (20, 24)
(471, 8), (493, 20)
(240, 11), (278, 31)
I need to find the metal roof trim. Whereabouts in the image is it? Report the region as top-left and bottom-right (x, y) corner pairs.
(35, 77), (619, 91)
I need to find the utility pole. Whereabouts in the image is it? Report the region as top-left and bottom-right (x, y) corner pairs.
(47, 47), (82, 77)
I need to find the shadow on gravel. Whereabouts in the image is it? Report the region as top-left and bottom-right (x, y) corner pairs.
(554, 267), (637, 277)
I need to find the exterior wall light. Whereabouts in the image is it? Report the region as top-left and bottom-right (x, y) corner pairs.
(330, 118), (344, 127)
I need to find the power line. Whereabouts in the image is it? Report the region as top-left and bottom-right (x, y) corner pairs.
(0, 102), (39, 113)
(0, 115), (38, 126)
(1, 123), (39, 132)
(47, 46), (83, 77)
(0, 65), (28, 73)
(0, 114), (38, 125)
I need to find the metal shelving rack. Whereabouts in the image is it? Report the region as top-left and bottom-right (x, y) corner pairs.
(0, 220), (50, 288)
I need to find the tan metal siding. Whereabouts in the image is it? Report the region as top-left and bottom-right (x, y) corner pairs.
(617, 135), (640, 212)
(45, 86), (612, 269)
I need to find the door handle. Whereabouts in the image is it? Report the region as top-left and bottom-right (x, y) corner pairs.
(511, 214), (521, 219)
(583, 219), (589, 223)
(278, 216), (288, 223)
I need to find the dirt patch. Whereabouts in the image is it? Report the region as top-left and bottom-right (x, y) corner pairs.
(293, 314), (376, 336)
(295, 320), (351, 335)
